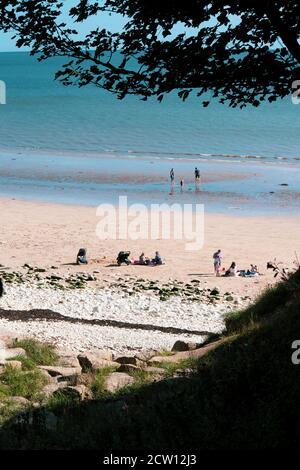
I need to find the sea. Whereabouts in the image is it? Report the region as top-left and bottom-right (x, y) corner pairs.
(0, 51), (300, 215)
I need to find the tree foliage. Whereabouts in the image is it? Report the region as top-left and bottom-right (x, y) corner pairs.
(1, 0), (300, 107)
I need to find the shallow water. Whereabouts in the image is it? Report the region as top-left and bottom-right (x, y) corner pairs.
(0, 52), (300, 215)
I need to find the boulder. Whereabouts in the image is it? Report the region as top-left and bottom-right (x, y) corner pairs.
(171, 341), (199, 352)
(38, 365), (81, 378)
(37, 368), (54, 381)
(210, 288), (220, 296)
(134, 351), (158, 362)
(56, 374), (78, 386)
(78, 353), (119, 373)
(118, 364), (141, 373)
(144, 367), (166, 375)
(10, 396), (30, 406)
(104, 372), (134, 393)
(6, 360), (22, 370)
(115, 356), (143, 367)
(0, 348), (26, 360)
(57, 353), (80, 368)
(41, 383), (66, 398)
(149, 340), (223, 364)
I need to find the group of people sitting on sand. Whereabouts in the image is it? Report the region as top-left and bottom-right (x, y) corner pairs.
(213, 249), (260, 278)
(76, 248), (164, 267)
(117, 251), (163, 267)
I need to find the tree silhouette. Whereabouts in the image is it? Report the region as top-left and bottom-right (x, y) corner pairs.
(1, 0), (300, 107)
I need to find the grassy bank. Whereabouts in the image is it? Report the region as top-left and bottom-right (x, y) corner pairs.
(0, 270), (300, 449)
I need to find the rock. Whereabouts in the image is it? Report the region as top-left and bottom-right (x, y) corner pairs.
(135, 351), (158, 362)
(23, 263), (33, 269)
(0, 348), (26, 360)
(118, 364), (141, 373)
(171, 341), (199, 352)
(174, 368), (194, 377)
(57, 352), (80, 368)
(54, 385), (90, 401)
(37, 368), (53, 381)
(210, 288), (220, 296)
(78, 353), (118, 373)
(115, 356), (143, 367)
(144, 367), (166, 375)
(38, 365), (81, 378)
(56, 374), (79, 386)
(149, 340), (224, 364)
(41, 383), (66, 398)
(10, 396), (30, 406)
(34, 268), (46, 273)
(225, 295), (234, 301)
(104, 372), (134, 393)
(6, 360), (22, 370)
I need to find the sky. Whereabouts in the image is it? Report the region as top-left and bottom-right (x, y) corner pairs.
(0, 1), (127, 52)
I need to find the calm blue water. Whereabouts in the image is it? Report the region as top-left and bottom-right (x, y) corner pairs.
(0, 51), (299, 214)
(1, 51), (300, 160)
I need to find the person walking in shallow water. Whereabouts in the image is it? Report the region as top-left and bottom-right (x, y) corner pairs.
(170, 168), (175, 183)
(195, 167), (201, 191)
(180, 179), (184, 192)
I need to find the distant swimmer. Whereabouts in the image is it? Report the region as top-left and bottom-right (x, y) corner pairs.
(170, 168), (175, 183)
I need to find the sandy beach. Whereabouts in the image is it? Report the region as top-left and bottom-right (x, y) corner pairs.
(0, 197), (299, 294)
(0, 197), (298, 352)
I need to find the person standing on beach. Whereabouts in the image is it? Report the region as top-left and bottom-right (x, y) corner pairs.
(195, 167), (201, 191)
(213, 250), (222, 276)
(170, 168), (175, 184)
(180, 179), (184, 191)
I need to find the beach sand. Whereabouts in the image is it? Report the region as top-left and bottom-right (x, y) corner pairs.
(1, 197), (299, 299)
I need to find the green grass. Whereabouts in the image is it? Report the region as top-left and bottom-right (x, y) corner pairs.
(7, 355), (36, 371)
(0, 383), (10, 399)
(0, 364), (49, 400)
(10, 338), (59, 366)
(90, 366), (117, 399)
(127, 369), (151, 384)
(155, 358), (198, 378)
(158, 350), (175, 357)
(47, 390), (81, 409)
